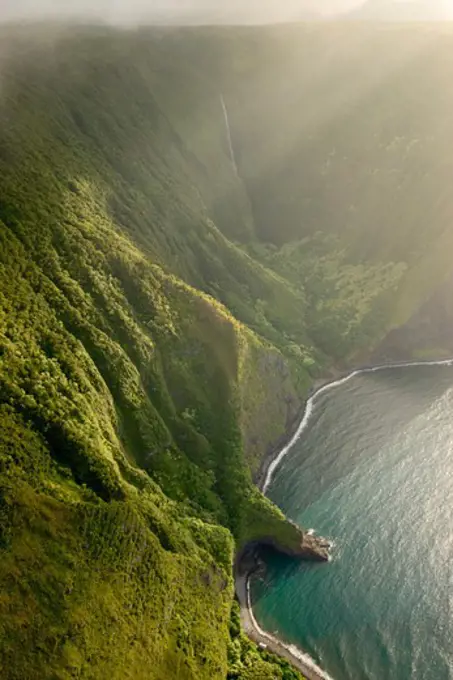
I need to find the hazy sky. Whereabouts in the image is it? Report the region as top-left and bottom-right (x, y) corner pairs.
(0, 0), (449, 24)
(0, 0), (365, 23)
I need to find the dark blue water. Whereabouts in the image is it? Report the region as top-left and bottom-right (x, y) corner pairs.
(253, 364), (453, 680)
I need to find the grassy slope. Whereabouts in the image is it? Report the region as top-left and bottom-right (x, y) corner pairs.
(2, 21), (453, 680)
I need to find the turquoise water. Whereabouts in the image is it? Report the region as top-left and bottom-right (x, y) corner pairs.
(254, 364), (453, 680)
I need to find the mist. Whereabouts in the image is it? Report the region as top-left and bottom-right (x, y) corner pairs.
(0, 0), (362, 25)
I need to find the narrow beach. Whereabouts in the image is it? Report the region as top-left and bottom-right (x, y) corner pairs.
(235, 571), (330, 680)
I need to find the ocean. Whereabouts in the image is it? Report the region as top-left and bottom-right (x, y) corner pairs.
(253, 362), (453, 680)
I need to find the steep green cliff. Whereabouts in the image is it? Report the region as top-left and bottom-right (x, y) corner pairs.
(1, 21), (453, 680)
(0, 24), (312, 680)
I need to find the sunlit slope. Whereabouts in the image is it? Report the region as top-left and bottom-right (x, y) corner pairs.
(220, 24), (453, 329)
(224, 24), (453, 254)
(0, 26), (309, 680)
(0, 209), (302, 678)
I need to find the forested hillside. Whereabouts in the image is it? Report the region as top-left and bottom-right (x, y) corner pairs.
(1, 21), (453, 679)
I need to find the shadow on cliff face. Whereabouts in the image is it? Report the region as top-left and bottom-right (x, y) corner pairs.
(246, 544), (327, 609)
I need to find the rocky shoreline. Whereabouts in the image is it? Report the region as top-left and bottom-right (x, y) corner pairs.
(236, 530), (331, 567)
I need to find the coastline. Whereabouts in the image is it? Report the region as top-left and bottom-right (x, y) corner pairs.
(235, 570), (332, 680)
(237, 367), (341, 680)
(254, 368), (341, 493)
(238, 356), (453, 680)
(258, 357), (453, 494)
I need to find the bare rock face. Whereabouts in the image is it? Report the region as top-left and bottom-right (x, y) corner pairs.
(241, 532), (330, 564)
(297, 533), (330, 562)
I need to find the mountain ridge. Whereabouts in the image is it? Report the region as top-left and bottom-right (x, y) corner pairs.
(1, 21), (453, 680)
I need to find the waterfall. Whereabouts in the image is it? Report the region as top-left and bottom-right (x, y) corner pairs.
(220, 94), (238, 174)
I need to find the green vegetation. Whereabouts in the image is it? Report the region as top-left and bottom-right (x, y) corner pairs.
(1, 20), (453, 679)
(0, 24), (309, 680)
(228, 603), (301, 680)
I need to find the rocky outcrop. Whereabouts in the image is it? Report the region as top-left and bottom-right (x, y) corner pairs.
(297, 533), (331, 562)
(237, 531), (330, 572)
(256, 532), (330, 562)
